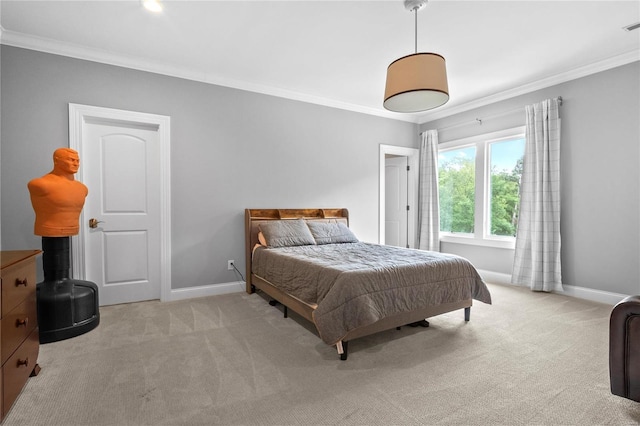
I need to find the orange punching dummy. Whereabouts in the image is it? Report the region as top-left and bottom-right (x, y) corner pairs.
(28, 148), (88, 237)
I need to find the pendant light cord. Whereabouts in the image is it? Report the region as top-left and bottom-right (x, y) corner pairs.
(414, 9), (418, 53)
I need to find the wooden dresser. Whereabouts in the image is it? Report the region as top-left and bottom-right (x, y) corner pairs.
(0, 250), (41, 421)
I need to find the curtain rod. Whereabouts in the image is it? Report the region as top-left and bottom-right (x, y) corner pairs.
(435, 96), (563, 133)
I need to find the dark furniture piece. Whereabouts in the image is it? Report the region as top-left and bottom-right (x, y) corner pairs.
(0, 250), (41, 420)
(610, 295), (640, 402)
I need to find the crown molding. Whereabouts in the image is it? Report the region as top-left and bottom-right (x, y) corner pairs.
(1, 28), (636, 125)
(0, 28), (420, 124)
(416, 49), (640, 124)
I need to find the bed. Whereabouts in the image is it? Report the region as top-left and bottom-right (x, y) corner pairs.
(244, 208), (491, 360)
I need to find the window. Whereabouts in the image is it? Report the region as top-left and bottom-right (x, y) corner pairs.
(488, 137), (525, 237)
(438, 127), (525, 248)
(439, 146), (476, 234)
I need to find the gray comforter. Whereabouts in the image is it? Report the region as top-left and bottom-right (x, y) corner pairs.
(252, 242), (492, 345)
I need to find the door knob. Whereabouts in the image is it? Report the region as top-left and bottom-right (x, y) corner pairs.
(89, 218), (104, 228)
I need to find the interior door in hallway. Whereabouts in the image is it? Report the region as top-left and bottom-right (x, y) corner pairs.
(385, 155), (408, 248)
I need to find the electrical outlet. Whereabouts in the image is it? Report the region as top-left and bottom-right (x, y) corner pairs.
(227, 260), (235, 270)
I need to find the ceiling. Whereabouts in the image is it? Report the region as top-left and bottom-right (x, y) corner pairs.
(1, 0), (639, 123)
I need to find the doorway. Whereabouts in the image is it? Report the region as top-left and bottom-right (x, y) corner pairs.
(379, 144), (419, 248)
(385, 155), (408, 247)
(69, 104), (171, 305)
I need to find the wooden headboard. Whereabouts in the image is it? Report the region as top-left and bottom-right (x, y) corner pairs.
(244, 208), (349, 294)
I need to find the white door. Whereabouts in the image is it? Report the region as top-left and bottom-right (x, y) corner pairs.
(385, 156), (408, 247)
(69, 104), (171, 306)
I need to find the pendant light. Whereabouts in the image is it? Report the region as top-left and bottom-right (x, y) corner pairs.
(383, 0), (449, 113)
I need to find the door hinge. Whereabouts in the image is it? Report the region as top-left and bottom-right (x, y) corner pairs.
(407, 165), (410, 171)
(406, 205), (410, 211)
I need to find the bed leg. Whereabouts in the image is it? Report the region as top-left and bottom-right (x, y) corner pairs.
(465, 307), (471, 322)
(408, 319), (430, 327)
(336, 341), (349, 361)
(268, 300), (288, 318)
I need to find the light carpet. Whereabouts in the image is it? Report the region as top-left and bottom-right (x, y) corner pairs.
(4, 283), (640, 425)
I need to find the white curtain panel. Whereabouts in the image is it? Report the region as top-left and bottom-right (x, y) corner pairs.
(418, 130), (440, 252)
(512, 98), (562, 292)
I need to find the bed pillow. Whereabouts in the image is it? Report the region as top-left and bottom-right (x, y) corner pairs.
(258, 219), (316, 248)
(306, 221), (359, 245)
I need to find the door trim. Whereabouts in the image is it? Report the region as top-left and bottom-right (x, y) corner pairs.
(68, 103), (172, 302)
(379, 144), (419, 248)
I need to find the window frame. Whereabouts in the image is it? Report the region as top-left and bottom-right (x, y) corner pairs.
(438, 126), (525, 249)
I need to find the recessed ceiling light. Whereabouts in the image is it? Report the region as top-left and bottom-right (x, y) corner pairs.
(142, 0), (163, 13)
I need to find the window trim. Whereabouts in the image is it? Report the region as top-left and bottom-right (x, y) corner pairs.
(438, 126), (525, 249)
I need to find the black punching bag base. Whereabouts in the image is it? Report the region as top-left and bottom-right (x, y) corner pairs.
(37, 279), (100, 344)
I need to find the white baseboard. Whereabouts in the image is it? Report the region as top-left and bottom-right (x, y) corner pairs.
(477, 269), (628, 306)
(477, 270), (512, 286)
(559, 284), (628, 306)
(167, 281), (245, 302)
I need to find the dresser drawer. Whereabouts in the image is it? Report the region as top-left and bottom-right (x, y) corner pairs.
(1, 297), (37, 365)
(1, 258), (36, 315)
(2, 328), (39, 418)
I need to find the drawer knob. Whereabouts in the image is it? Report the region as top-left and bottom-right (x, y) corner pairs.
(15, 278), (28, 287)
(16, 317), (29, 327)
(17, 357), (29, 368)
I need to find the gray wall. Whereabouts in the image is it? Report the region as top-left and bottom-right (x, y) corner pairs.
(423, 61), (640, 296)
(4, 45), (638, 297)
(1, 46), (418, 289)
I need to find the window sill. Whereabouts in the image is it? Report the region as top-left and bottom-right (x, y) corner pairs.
(440, 235), (515, 250)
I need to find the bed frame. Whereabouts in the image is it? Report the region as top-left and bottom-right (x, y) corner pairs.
(245, 208), (472, 360)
